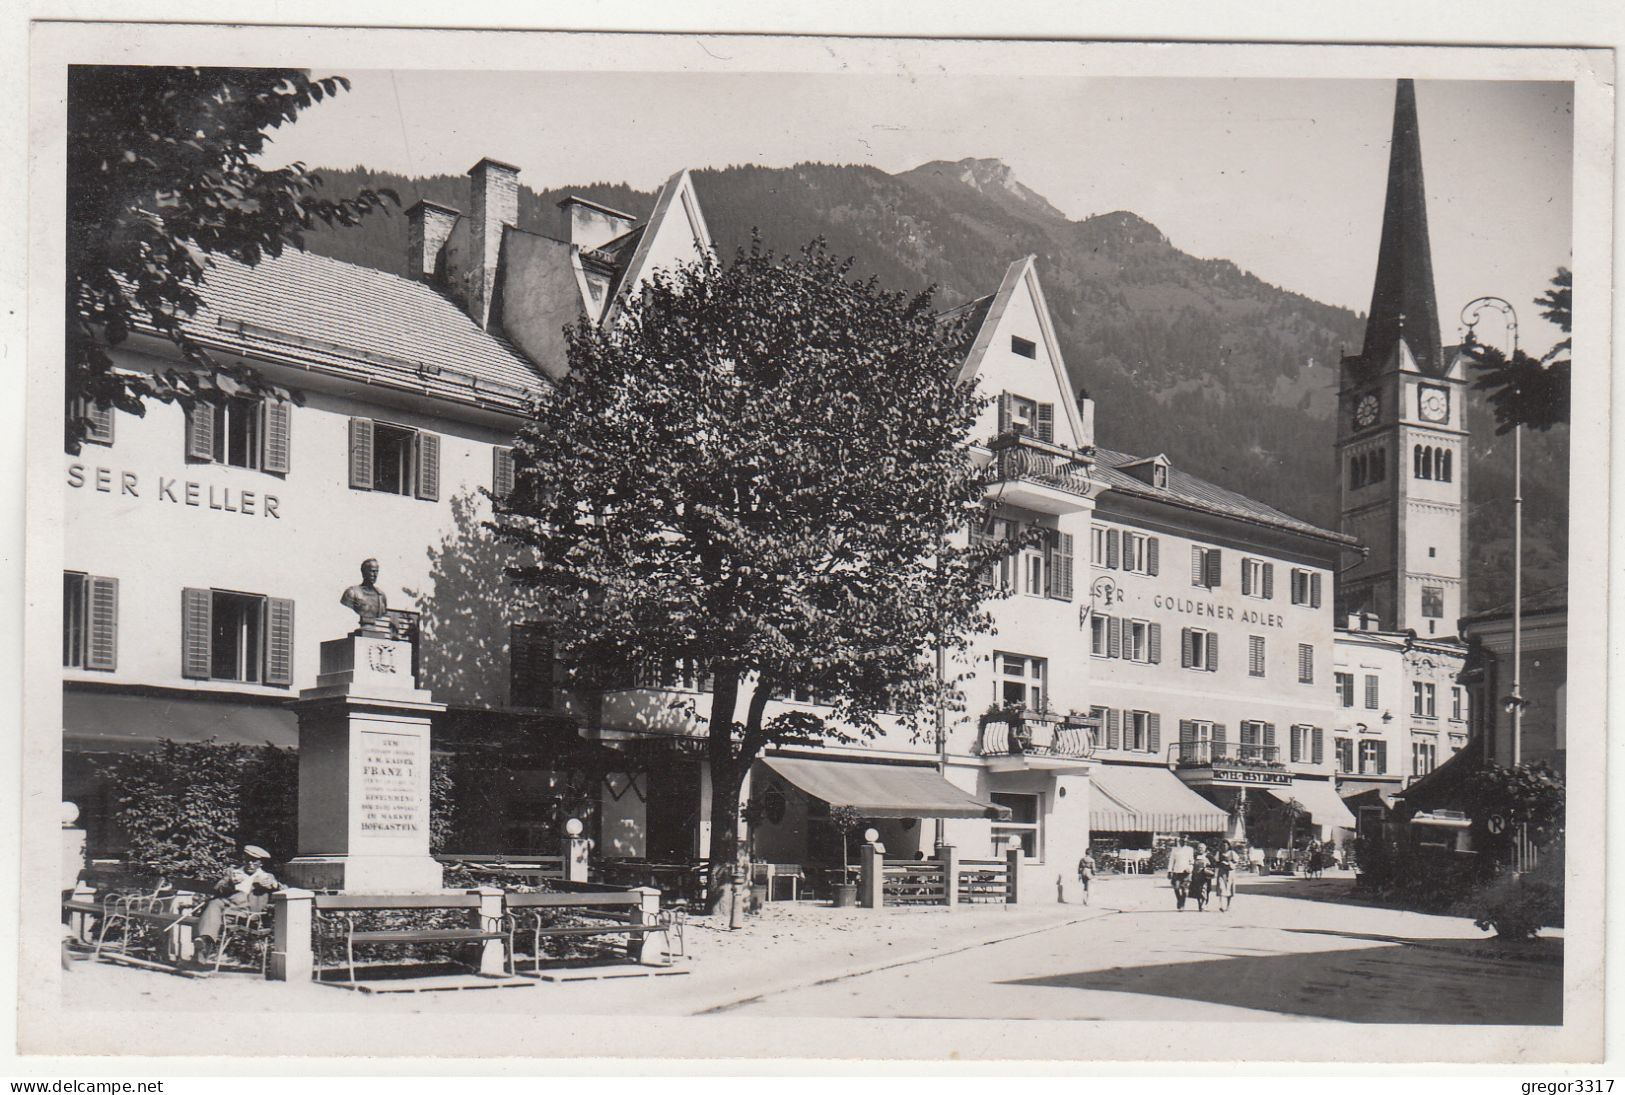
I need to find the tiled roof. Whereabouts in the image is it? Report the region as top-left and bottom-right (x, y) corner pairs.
(1094, 446), (1354, 544)
(1460, 585), (1567, 625)
(937, 293), (994, 335)
(175, 248), (548, 413)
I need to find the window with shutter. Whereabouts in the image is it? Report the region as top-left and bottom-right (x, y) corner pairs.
(181, 588), (213, 679)
(1089, 613), (1109, 656)
(1108, 616), (1122, 659)
(348, 418), (374, 490)
(997, 392), (1014, 435)
(493, 446), (516, 500)
(1298, 644), (1314, 684)
(1048, 531), (1074, 600)
(1181, 628), (1194, 668)
(1312, 726), (1325, 765)
(415, 432), (441, 501)
(1365, 674), (1380, 709)
(265, 598), (295, 686)
(75, 400), (115, 446)
(1249, 635), (1265, 678)
(263, 400), (291, 475)
(1376, 741), (1388, 774)
(1264, 722), (1277, 748)
(1263, 564), (1274, 600)
(1241, 560), (1252, 597)
(1148, 623), (1162, 665)
(510, 623), (555, 708)
(62, 573), (86, 668)
(1147, 713), (1161, 755)
(186, 402), (216, 462)
(1190, 546), (1204, 587)
(86, 576), (118, 671)
(1106, 529), (1120, 569)
(1206, 633), (1218, 673)
(1035, 403), (1055, 444)
(1107, 708), (1121, 750)
(1204, 548), (1222, 590)
(1147, 537), (1159, 576)
(1310, 572), (1323, 609)
(1212, 723), (1227, 756)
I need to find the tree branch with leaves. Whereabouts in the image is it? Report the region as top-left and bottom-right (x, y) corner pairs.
(1461, 268), (1571, 435)
(66, 66), (398, 452)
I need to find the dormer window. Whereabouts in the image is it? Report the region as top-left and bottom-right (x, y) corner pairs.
(1152, 464), (1168, 489)
(1121, 453), (1171, 489)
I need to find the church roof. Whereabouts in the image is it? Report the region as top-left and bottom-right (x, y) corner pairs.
(1354, 79), (1446, 376)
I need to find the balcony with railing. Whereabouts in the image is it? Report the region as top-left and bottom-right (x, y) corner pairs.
(1171, 742), (1293, 786)
(978, 710), (1096, 771)
(985, 432), (1098, 514)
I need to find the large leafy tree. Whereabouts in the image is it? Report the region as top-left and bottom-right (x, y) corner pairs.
(1462, 268), (1571, 434)
(66, 66), (396, 452)
(493, 240), (1009, 914)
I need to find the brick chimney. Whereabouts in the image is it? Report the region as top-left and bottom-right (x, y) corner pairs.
(405, 199), (459, 281)
(558, 195), (638, 252)
(467, 157), (521, 328)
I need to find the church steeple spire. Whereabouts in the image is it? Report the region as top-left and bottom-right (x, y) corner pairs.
(1358, 79), (1444, 376)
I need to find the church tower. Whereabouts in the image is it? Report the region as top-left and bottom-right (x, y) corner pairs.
(1337, 79), (1469, 636)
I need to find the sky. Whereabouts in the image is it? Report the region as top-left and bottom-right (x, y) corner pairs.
(258, 71), (1575, 346)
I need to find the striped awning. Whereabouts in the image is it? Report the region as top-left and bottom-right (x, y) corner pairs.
(761, 756), (1009, 820)
(1090, 763), (1230, 833)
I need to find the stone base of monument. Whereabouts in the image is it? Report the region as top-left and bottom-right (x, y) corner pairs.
(285, 632), (447, 894)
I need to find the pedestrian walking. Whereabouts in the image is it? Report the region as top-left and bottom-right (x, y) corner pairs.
(1166, 839), (1194, 911)
(1189, 842), (1213, 911)
(1077, 850), (1096, 906)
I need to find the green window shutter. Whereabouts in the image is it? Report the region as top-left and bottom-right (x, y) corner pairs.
(262, 400), (292, 474)
(85, 575), (118, 671)
(1376, 740), (1388, 775)
(1205, 548), (1222, 590)
(1179, 719), (1195, 746)
(181, 588), (212, 679)
(1264, 722), (1277, 748)
(1106, 708), (1121, 750)
(1050, 531), (1074, 600)
(1311, 572), (1323, 609)
(1312, 726), (1325, 765)
(1190, 546), (1203, 586)
(415, 431), (441, 501)
(1108, 616), (1122, 659)
(348, 417), (374, 490)
(1366, 675), (1379, 709)
(493, 446), (516, 501)
(185, 402), (215, 462)
(85, 402), (115, 445)
(1212, 722), (1228, 751)
(1181, 628), (1194, 668)
(1147, 537), (1159, 576)
(1036, 402), (1055, 444)
(265, 598), (295, 686)
(1206, 633), (1218, 673)
(1106, 529), (1120, 569)
(1148, 622), (1161, 665)
(1263, 564), (1274, 600)
(1147, 713), (1161, 755)
(1241, 561), (1252, 597)
(997, 392), (1013, 435)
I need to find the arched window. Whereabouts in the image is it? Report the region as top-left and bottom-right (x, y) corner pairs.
(1439, 449), (1452, 482)
(1414, 445), (1428, 480)
(1350, 454), (1365, 489)
(1372, 448), (1385, 482)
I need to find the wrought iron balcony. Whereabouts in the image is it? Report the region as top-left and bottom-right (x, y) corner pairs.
(987, 433), (1095, 513)
(979, 713), (1096, 763)
(1175, 742), (1282, 769)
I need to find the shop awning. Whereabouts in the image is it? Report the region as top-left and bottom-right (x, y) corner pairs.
(63, 688), (298, 752)
(760, 756), (1010, 820)
(1090, 763), (1230, 833)
(1263, 778), (1358, 831)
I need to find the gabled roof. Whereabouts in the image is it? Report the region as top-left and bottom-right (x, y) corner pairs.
(602, 169), (714, 323)
(1460, 585), (1568, 627)
(1093, 446), (1355, 545)
(177, 247), (546, 412)
(953, 256), (1088, 448)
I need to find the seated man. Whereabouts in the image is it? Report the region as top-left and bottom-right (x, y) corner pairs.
(193, 845), (280, 964)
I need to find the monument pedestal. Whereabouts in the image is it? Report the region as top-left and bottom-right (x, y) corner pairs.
(283, 631), (445, 893)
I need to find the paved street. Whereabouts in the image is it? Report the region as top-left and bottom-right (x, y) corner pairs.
(719, 875), (1563, 1024)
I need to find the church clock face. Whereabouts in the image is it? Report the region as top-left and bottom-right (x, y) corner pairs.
(1354, 393), (1380, 430)
(1418, 385), (1449, 423)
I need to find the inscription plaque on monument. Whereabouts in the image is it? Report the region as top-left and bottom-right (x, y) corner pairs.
(357, 730), (424, 836)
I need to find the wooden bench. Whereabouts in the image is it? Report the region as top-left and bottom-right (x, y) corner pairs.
(505, 890), (675, 975)
(312, 893), (514, 988)
(68, 874), (274, 978)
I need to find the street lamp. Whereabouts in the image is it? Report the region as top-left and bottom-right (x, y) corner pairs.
(1460, 295), (1521, 765)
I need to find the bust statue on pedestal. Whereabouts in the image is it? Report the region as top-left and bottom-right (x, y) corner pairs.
(341, 558), (392, 636)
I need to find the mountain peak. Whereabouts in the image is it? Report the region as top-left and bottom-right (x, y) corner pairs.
(1076, 209), (1169, 247)
(897, 157), (1067, 223)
